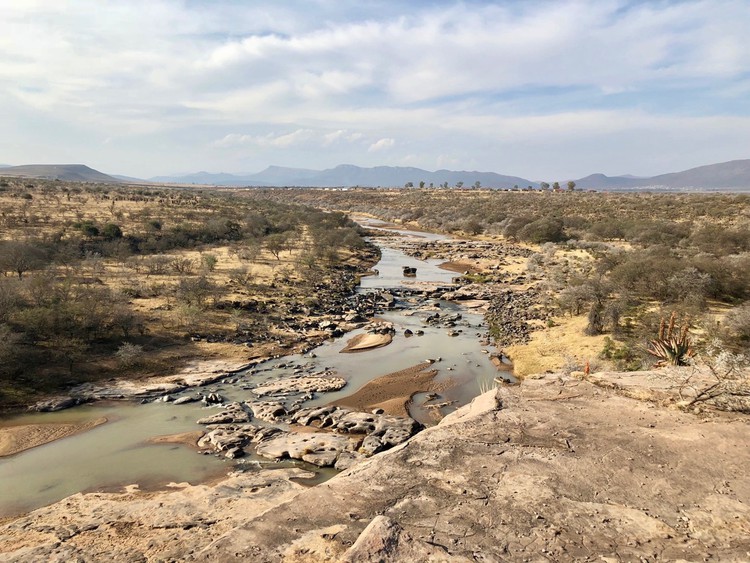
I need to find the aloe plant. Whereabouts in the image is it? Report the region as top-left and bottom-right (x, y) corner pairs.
(647, 312), (695, 366)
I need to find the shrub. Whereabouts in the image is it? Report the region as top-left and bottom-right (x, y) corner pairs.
(518, 217), (565, 244)
(75, 220), (100, 237)
(115, 342), (144, 368)
(101, 223), (123, 240)
(722, 303), (750, 351)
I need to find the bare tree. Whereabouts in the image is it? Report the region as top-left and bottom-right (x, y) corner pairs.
(0, 241), (47, 279)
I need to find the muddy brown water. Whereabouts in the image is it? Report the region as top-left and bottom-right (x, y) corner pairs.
(0, 220), (508, 516)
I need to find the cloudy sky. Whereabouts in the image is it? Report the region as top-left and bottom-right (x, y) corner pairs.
(2, 0), (749, 179)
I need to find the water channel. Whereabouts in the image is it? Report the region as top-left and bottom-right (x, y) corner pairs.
(0, 220), (504, 517)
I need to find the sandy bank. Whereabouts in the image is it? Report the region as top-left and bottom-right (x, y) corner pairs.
(339, 332), (393, 353)
(333, 362), (439, 417)
(0, 417), (108, 457)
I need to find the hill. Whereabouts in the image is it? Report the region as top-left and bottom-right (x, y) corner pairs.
(5, 159), (749, 190)
(573, 159), (750, 191)
(0, 164), (122, 183)
(648, 159), (750, 189)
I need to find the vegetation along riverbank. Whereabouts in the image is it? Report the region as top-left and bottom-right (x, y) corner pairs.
(0, 178), (379, 412)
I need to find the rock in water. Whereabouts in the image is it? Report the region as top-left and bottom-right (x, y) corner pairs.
(196, 402), (252, 425)
(255, 432), (359, 467)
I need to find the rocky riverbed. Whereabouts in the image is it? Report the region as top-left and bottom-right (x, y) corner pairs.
(3, 370), (748, 561)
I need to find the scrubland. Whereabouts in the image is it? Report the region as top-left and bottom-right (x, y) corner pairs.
(251, 188), (750, 386)
(0, 179), (376, 409)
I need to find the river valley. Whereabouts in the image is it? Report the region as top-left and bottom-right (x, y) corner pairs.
(0, 219), (503, 517)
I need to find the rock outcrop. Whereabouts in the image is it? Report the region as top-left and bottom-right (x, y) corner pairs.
(4, 372), (750, 561)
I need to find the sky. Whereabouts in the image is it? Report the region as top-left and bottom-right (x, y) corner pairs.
(1, 0), (749, 180)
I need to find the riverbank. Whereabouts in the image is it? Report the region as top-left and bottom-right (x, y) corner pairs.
(2, 368), (748, 561)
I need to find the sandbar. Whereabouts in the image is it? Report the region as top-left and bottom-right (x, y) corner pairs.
(147, 431), (205, 450)
(333, 362), (440, 417)
(438, 261), (483, 274)
(0, 417), (108, 457)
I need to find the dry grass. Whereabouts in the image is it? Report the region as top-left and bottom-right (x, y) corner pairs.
(505, 316), (610, 377)
(0, 179), (377, 408)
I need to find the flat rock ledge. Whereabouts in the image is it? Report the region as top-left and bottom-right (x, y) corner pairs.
(30, 359), (254, 411)
(5, 371), (749, 562)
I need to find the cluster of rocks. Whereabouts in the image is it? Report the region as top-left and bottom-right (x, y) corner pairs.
(402, 239), (533, 262)
(485, 287), (548, 346)
(189, 263), (391, 347)
(250, 374), (347, 398)
(193, 402), (420, 469)
(440, 283), (497, 301)
(362, 320), (395, 335)
(421, 310), (465, 337)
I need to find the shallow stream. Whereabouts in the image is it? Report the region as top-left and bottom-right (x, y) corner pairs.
(0, 220), (504, 516)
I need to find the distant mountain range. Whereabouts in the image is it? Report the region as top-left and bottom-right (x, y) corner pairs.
(147, 160), (750, 190)
(2, 160), (749, 191)
(149, 164), (535, 189)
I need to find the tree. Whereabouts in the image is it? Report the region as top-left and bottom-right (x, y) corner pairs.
(265, 232), (290, 261)
(567, 181), (576, 192)
(0, 241), (47, 279)
(473, 181), (481, 190)
(553, 182), (561, 191)
(419, 181), (425, 189)
(404, 182), (413, 188)
(456, 181), (464, 189)
(540, 182), (550, 191)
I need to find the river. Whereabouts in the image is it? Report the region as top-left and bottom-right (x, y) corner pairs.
(0, 220), (504, 516)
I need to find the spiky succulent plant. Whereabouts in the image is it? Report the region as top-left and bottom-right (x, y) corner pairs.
(647, 312), (695, 366)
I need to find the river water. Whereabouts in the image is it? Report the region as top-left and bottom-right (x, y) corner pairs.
(0, 220), (503, 516)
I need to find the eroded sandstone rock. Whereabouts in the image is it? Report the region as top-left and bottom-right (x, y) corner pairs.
(251, 375), (346, 397)
(196, 402), (252, 425)
(255, 431), (360, 466)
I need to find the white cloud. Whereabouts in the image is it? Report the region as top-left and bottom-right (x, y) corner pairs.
(0, 1), (749, 177)
(368, 138), (395, 152)
(213, 129), (314, 148)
